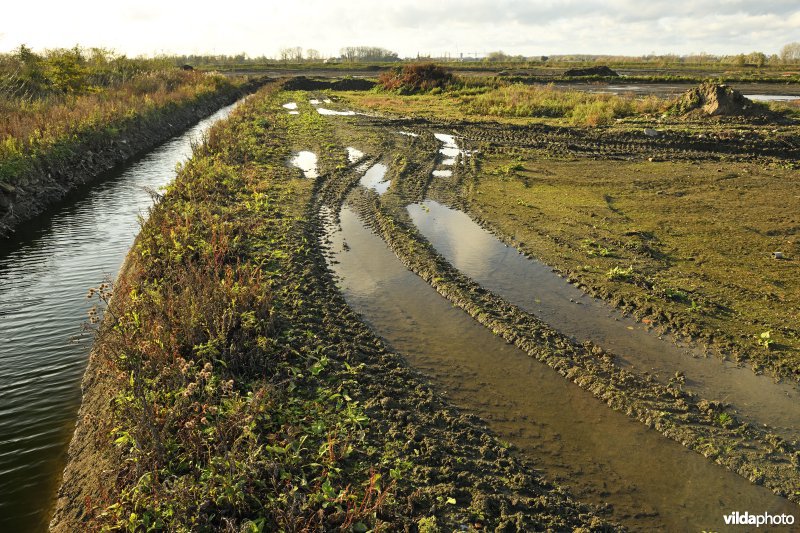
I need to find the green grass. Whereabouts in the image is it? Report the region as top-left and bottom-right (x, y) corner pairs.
(467, 155), (800, 377)
(88, 85), (398, 530)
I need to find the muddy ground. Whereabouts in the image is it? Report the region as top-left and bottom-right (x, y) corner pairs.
(53, 80), (799, 531)
(52, 84), (617, 532)
(303, 90), (800, 505)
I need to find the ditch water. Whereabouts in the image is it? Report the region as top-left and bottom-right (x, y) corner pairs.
(324, 201), (798, 531)
(406, 199), (800, 442)
(0, 101), (241, 532)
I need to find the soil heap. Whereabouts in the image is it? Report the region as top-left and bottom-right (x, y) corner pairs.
(671, 82), (759, 117)
(563, 65), (619, 77)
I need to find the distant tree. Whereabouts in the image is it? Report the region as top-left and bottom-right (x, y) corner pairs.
(780, 42), (800, 62)
(485, 50), (510, 62)
(746, 52), (767, 67)
(279, 47), (303, 62)
(305, 48), (321, 61)
(339, 46), (398, 62)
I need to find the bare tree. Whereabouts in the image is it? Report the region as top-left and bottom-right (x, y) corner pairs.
(279, 47), (303, 62)
(305, 49), (321, 62)
(780, 42), (800, 63)
(339, 46), (398, 62)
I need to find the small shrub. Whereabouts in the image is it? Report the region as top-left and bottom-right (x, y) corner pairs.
(378, 63), (454, 93)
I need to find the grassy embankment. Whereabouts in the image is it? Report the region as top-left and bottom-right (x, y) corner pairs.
(0, 47), (250, 233)
(55, 83), (609, 531)
(338, 78), (799, 378)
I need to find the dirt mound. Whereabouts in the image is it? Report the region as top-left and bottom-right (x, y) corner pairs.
(671, 82), (761, 117)
(563, 65), (618, 77)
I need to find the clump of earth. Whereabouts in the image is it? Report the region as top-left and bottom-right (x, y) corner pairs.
(563, 65), (618, 77)
(671, 82), (763, 117)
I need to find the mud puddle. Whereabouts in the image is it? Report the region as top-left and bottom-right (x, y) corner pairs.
(433, 133), (460, 164)
(744, 94), (800, 102)
(289, 151), (318, 179)
(346, 147), (364, 164)
(282, 102), (298, 109)
(358, 163), (391, 195)
(406, 199), (800, 441)
(323, 203), (798, 531)
(317, 108), (357, 116)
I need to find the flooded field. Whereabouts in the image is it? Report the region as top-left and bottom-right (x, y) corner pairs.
(324, 202), (798, 531)
(407, 199), (800, 441)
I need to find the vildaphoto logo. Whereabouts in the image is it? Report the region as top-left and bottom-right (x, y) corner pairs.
(723, 511), (795, 527)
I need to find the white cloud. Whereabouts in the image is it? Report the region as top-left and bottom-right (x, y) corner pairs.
(2, 0), (798, 57)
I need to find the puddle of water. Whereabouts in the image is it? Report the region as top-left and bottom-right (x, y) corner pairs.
(407, 199), (800, 441)
(309, 98), (321, 105)
(325, 204), (798, 532)
(433, 132), (461, 163)
(288, 111), (300, 115)
(316, 108), (357, 116)
(323, 98), (332, 104)
(289, 151), (318, 179)
(346, 147), (364, 164)
(397, 131), (419, 137)
(744, 94), (800, 102)
(358, 163), (391, 195)
(282, 102), (298, 110)
(432, 170), (452, 178)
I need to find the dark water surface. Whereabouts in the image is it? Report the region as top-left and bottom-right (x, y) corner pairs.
(324, 203), (798, 532)
(0, 102), (239, 532)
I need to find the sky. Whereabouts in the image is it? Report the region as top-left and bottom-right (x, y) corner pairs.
(2, 0), (799, 58)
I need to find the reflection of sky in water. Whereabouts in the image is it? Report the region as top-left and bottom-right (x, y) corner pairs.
(346, 147), (364, 163)
(317, 108), (356, 116)
(744, 94), (800, 101)
(406, 199), (800, 440)
(324, 203), (798, 532)
(289, 151), (318, 178)
(329, 207), (406, 298)
(408, 200), (503, 280)
(432, 169), (452, 178)
(309, 99), (321, 105)
(282, 102), (298, 109)
(359, 163), (391, 194)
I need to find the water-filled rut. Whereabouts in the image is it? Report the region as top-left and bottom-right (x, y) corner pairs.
(324, 202), (797, 532)
(406, 200), (800, 442)
(0, 102), (240, 532)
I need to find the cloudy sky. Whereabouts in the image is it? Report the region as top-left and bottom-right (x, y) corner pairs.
(2, 0), (798, 58)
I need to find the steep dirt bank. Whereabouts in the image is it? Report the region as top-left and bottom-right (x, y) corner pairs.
(0, 78), (266, 238)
